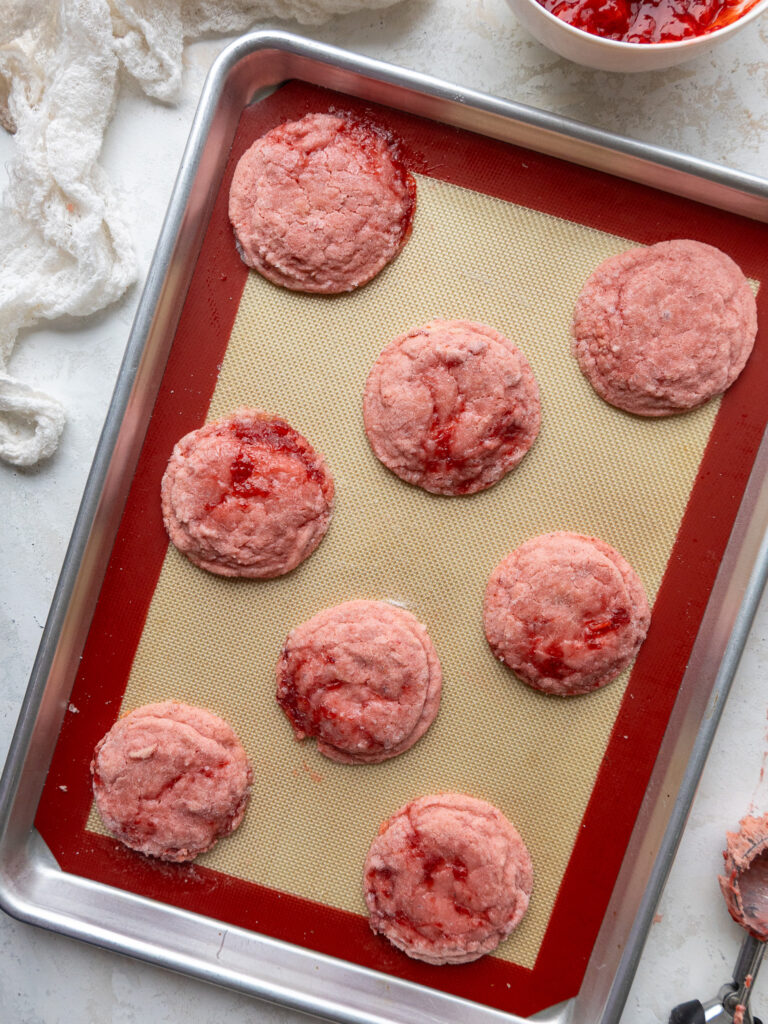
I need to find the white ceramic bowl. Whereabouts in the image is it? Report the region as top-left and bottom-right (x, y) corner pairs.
(505, 0), (768, 71)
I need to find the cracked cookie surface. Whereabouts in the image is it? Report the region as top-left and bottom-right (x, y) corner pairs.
(161, 408), (334, 579)
(276, 600), (442, 764)
(363, 319), (540, 495)
(484, 531), (650, 696)
(91, 702), (253, 862)
(572, 239), (757, 417)
(229, 112), (415, 293)
(364, 793), (533, 964)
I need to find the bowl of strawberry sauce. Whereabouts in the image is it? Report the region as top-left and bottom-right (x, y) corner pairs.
(505, 0), (767, 70)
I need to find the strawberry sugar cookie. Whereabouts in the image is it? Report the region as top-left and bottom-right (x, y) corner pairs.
(161, 408), (334, 579)
(276, 600), (441, 764)
(364, 793), (533, 965)
(91, 702), (253, 862)
(229, 112), (416, 294)
(572, 239), (757, 417)
(484, 532), (650, 696)
(363, 320), (541, 495)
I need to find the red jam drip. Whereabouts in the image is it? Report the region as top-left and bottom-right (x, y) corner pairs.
(412, 836), (484, 924)
(428, 406), (459, 465)
(229, 452), (271, 500)
(524, 621), (570, 679)
(204, 417), (326, 513)
(331, 112), (417, 243)
(147, 763), (226, 801)
(531, 641), (571, 680)
(525, 606), (629, 679)
(422, 853), (469, 888)
(276, 650), (336, 729)
(367, 830), (488, 939)
(538, 0), (751, 41)
(421, 388), (522, 495)
(583, 607), (630, 649)
(277, 652), (378, 750)
(230, 417), (326, 486)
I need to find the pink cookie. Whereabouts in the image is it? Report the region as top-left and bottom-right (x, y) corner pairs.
(364, 793), (533, 965)
(572, 239), (757, 417)
(276, 600), (441, 764)
(91, 702), (253, 862)
(161, 408), (334, 579)
(363, 320), (541, 495)
(719, 814), (768, 941)
(229, 112), (415, 294)
(484, 532), (650, 696)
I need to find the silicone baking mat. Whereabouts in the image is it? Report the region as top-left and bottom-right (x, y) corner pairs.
(35, 82), (768, 1019)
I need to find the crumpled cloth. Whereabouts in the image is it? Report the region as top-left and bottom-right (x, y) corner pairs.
(0, 0), (400, 466)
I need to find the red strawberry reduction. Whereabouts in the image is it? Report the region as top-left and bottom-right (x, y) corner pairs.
(538, 0), (753, 42)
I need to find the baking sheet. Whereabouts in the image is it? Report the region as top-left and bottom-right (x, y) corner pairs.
(87, 173), (729, 971)
(32, 80), (768, 1019)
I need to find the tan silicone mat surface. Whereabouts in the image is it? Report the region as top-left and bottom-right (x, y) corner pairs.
(87, 172), (724, 970)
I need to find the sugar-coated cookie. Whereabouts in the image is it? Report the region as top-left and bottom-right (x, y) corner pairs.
(161, 408), (334, 578)
(91, 702), (252, 862)
(229, 112), (415, 293)
(276, 600), (441, 764)
(364, 793), (533, 964)
(572, 239), (757, 416)
(364, 320), (540, 495)
(484, 531), (650, 695)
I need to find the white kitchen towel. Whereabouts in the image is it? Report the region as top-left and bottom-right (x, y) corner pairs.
(0, 0), (401, 467)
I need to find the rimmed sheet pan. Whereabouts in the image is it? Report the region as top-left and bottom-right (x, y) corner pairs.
(3, 31), (768, 1024)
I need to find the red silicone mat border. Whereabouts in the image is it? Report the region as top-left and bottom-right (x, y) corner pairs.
(35, 82), (768, 1019)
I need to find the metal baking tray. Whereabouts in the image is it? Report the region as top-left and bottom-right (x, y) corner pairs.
(3, 30), (768, 1024)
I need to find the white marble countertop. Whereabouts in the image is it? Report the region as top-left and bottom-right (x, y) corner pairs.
(2, 3), (768, 1021)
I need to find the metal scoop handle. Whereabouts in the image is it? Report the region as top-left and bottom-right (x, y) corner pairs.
(668, 932), (765, 1024)
(731, 933), (766, 1022)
